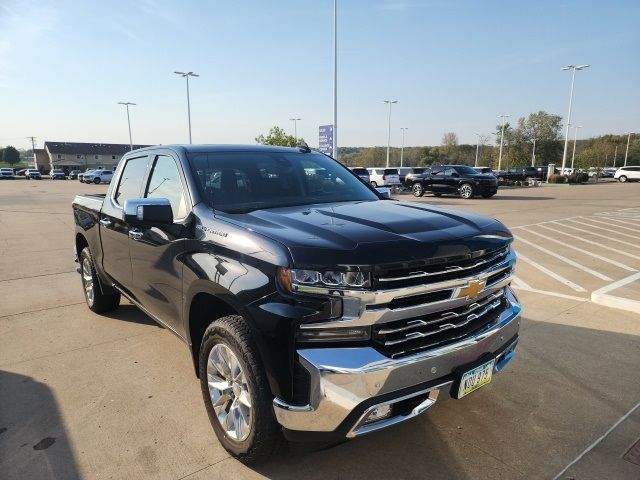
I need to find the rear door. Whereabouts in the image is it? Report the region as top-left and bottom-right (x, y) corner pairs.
(99, 155), (150, 290)
(442, 167), (458, 192)
(128, 153), (191, 332)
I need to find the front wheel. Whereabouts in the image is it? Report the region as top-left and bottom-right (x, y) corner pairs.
(459, 183), (474, 199)
(412, 183), (424, 197)
(200, 316), (283, 464)
(80, 247), (120, 313)
(618, 175), (627, 183)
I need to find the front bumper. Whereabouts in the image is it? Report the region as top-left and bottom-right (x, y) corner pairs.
(273, 287), (521, 440)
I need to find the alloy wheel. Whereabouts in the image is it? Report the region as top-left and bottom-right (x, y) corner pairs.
(412, 183), (423, 197)
(81, 257), (94, 306)
(207, 343), (252, 441)
(460, 184), (473, 199)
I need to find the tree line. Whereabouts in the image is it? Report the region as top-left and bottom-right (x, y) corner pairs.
(256, 110), (640, 170)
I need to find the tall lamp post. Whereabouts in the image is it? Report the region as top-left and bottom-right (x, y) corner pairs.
(400, 127), (408, 167)
(531, 137), (537, 167)
(474, 133), (482, 167)
(332, 0), (338, 160)
(560, 64), (589, 173)
(624, 132), (635, 167)
(174, 71), (199, 144)
(571, 125), (582, 170)
(613, 145), (618, 167)
(290, 118), (301, 140)
(384, 100), (398, 167)
(498, 114), (510, 172)
(117, 102), (136, 151)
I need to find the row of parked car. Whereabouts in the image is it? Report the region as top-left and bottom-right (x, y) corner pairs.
(0, 167), (114, 184)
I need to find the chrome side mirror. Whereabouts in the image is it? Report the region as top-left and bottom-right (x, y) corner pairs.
(123, 198), (173, 226)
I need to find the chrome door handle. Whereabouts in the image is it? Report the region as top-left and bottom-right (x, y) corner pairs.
(129, 229), (143, 241)
(99, 218), (111, 227)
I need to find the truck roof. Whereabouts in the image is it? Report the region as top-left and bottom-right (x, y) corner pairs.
(132, 144), (308, 155)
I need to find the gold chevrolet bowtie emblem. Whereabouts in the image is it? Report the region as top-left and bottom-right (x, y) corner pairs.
(457, 278), (487, 299)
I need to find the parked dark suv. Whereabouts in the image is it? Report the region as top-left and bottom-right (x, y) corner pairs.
(496, 166), (547, 182)
(406, 165), (498, 199)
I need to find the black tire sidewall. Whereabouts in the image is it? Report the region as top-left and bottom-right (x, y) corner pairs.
(199, 316), (280, 462)
(80, 247), (120, 313)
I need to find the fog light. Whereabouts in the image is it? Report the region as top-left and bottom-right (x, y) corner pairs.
(363, 404), (392, 424)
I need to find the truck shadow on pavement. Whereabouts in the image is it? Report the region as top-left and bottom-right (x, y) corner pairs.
(0, 370), (80, 480)
(101, 303), (162, 328)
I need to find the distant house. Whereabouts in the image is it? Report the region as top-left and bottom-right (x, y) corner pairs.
(41, 141), (150, 173)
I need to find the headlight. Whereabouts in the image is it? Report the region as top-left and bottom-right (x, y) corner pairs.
(278, 267), (370, 293)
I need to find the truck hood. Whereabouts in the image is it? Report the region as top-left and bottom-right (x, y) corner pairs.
(217, 200), (511, 267)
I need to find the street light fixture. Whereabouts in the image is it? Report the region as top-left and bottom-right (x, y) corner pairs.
(624, 132), (635, 167)
(571, 125), (582, 170)
(498, 114), (510, 172)
(384, 100), (398, 168)
(560, 64), (589, 173)
(290, 118), (301, 140)
(117, 102), (136, 151)
(174, 71), (199, 144)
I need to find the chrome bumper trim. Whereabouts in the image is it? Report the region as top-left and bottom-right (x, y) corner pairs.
(272, 287), (521, 434)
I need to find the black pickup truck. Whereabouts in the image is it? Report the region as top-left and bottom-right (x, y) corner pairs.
(72, 145), (520, 463)
(405, 164), (499, 199)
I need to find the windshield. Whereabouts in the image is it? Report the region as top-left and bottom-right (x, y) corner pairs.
(188, 151), (380, 213)
(454, 166), (480, 175)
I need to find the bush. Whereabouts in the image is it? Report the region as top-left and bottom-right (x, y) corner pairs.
(567, 172), (589, 184)
(548, 174), (566, 184)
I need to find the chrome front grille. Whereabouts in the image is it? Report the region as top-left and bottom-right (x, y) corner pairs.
(373, 247), (509, 290)
(372, 290), (507, 358)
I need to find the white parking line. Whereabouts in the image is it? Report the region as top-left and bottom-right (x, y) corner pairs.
(552, 399), (640, 480)
(538, 224), (640, 260)
(511, 284), (589, 302)
(513, 235), (613, 281)
(583, 216), (640, 233)
(600, 217), (640, 229)
(515, 252), (586, 292)
(567, 218), (640, 240)
(550, 221), (640, 249)
(591, 272), (640, 315)
(519, 228), (636, 272)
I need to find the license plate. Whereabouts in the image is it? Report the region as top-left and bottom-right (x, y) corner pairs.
(458, 359), (495, 398)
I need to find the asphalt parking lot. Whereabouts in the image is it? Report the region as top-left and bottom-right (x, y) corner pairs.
(1, 179), (639, 480)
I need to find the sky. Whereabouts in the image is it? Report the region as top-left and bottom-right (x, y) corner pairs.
(1, 0), (639, 151)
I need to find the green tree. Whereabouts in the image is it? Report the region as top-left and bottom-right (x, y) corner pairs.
(2, 146), (20, 166)
(255, 126), (303, 147)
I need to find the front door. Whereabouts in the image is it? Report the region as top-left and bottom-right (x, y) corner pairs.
(99, 155), (150, 290)
(128, 154), (191, 333)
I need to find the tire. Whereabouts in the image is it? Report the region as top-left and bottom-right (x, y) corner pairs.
(80, 247), (120, 313)
(497, 176), (505, 183)
(370, 181), (378, 188)
(199, 316), (283, 464)
(459, 183), (474, 199)
(94, 177), (100, 184)
(618, 175), (627, 183)
(412, 182), (424, 197)
(525, 177), (534, 183)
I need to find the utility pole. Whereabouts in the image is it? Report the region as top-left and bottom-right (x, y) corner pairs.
(531, 138), (537, 167)
(384, 100), (398, 168)
(560, 64), (589, 173)
(117, 102), (136, 150)
(571, 125), (582, 170)
(613, 145), (618, 167)
(26, 136), (37, 169)
(174, 71), (199, 144)
(289, 118), (301, 141)
(624, 132), (634, 167)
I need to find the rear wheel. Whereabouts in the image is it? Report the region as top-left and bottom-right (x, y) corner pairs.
(618, 175), (628, 183)
(412, 183), (424, 197)
(370, 181), (378, 188)
(199, 316), (283, 464)
(80, 247), (120, 313)
(459, 183), (474, 199)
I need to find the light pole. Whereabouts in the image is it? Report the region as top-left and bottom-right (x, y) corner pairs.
(384, 100), (398, 168)
(474, 133), (481, 167)
(400, 127), (408, 167)
(498, 114), (510, 172)
(613, 145), (618, 167)
(624, 132), (635, 167)
(174, 71), (199, 144)
(571, 125), (582, 170)
(531, 137), (537, 167)
(290, 118), (301, 140)
(117, 102), (136, 151)
(332, 0), (338, 160)
(560, 64), (589, 174)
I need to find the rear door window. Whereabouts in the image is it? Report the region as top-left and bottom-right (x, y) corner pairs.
(114, 156), (149, 206)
